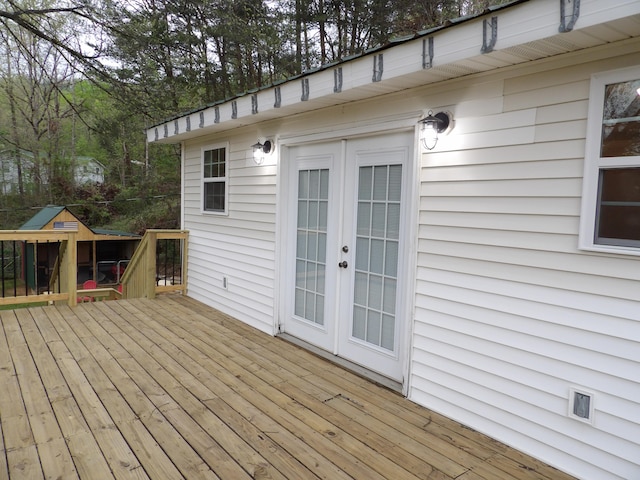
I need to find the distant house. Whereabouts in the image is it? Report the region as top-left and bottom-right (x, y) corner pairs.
(0, 149), (105, 194)
(147, 1), (640, 479)
(74, 156), (106, 185)
(20, 206), (140, 289)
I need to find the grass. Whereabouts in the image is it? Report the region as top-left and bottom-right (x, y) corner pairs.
(1, 277), (47, 309)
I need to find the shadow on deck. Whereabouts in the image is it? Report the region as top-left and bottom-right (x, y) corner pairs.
(0, 296), (575, 479)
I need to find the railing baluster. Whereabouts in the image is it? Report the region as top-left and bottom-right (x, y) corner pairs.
(163, 239), (168, 284)
(12, 240), (17, 297)
(171, 239), (176, 285)
(1, 240), (5, 298)
(55, 241), (62, 293)
(31, 240), (37, 296)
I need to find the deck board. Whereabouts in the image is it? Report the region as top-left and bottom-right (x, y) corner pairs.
(0, 296), (576, 480)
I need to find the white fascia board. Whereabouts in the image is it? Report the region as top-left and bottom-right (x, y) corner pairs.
(147, 0), (640, 144)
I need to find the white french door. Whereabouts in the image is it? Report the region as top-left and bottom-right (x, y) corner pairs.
(283, 132), (413, 381)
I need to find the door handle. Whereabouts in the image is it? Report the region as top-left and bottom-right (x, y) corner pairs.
(338, 261), (348, 269)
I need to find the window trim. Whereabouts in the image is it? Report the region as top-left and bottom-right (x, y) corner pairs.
(579, 65), (640, 256)
(201, 142), (229, 215)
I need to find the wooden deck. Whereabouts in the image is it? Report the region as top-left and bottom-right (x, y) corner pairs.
(0, 296), (575, 480)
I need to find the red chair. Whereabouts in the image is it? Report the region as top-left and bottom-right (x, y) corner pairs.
(78, 279), (97, 303)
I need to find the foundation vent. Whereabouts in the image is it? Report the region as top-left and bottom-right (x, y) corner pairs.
(569, 387), (594, 424)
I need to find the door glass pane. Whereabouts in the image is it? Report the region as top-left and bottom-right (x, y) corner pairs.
(373, 166), (388, 201)
(318, 233), (327, 263)
(357, 202), (371, 236)
(359, 167), (373, 200)
(309, 201), (319, 229)
(370, 239), (384, 274)
(354, 271), (368, 305)
(384, 241), (398, 277)
(352, 164), (402, 351)
(295, 168), (329, 325)
(371, 203), (386, 237)
(353, 306), (366, 339)
(381, 314), (395, 350)
(388, 165), (402, 201)
(387, 204), (400, 240)
(355, 237), (369, 270)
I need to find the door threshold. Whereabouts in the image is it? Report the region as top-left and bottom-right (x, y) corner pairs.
(277, 333), (403, 393)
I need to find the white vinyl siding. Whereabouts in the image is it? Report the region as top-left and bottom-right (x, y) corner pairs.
(178, 45), (640, 479)
(185, 135), (278, 334)
(412, 53), (640, 480)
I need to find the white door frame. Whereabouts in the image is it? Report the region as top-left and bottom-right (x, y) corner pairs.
(275, 120), (421, 393)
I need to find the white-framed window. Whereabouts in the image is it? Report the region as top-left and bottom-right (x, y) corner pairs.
(580, 66), (640, 254)
(202, 144), (228, 214)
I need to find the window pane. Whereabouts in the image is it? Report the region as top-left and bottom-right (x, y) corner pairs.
(596, 168), (640, 245)
(204, 148), (225, 178)
(204, 182), (225, 211)
(601, 79), (640, 157)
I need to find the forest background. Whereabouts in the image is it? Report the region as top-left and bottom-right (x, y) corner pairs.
(0, 0), (507, 232)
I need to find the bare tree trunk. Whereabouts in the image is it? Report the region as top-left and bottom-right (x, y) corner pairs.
(4, 49), (25, 198)
(295, 0), (302, 74)
(318, 0), (327, 64)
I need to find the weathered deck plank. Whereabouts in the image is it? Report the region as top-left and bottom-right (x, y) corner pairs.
(0, 296), (576, 480)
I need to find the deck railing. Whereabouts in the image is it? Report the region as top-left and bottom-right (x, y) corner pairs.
(0, 230), (77, 307)
(0, 228), (188, 308)
(119, 229), (189, 299)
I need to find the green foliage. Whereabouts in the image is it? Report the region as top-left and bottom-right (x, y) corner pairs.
(0, 0), (505, 233)
(105, 195), (180, 235)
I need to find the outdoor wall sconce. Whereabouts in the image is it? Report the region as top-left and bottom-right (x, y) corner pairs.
(251, 139), (273, 165)
(419, 110), (454, 150)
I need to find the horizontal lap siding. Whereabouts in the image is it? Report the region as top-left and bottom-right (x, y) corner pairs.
(183, 135), (278, 334)
(411, 55), (640, 480)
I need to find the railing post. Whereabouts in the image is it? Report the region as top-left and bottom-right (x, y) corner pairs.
(147, 231), (157, 299)
(181, 234), (188, 296)
(67, 231), (77, 306)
